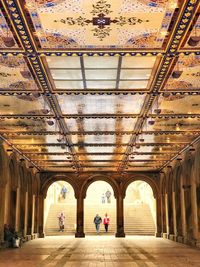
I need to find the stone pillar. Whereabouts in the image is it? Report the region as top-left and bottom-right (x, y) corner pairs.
(27, 194), (33, 236)
(38, 194), (45, 238)
(155, 196), (162, 237)
(31, 195), (35, 235)
(165, 193), (169, 237)
(15, 186), (20, 232)
(180, 175), (186, 238)
(75, 196), (85, 238)
(191, 167), (198, 242)
(161, 193), (167, 235)
(0, 185), (6, 243)
(24, 191), (28, 237)
(172, 191), (177, 238)
(115, 194), (125, 237)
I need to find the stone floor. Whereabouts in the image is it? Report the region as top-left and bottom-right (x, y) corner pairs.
(0, 236), (200, 267)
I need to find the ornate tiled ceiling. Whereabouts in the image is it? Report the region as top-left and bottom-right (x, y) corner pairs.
(0, 0), (200, 173)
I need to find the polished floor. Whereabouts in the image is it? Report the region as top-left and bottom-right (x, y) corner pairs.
(0, 236), (200, 267)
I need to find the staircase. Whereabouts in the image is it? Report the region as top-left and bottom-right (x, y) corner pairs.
(45, 202), (155, 236)
(124, 203), (155, 235)
(84, 203), (116, 234)
(45, 203), (76, 235)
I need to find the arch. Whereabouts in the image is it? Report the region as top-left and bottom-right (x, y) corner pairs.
(41, 174), (79, 199)
(123, 174), (159, 199)
(81, 174), (119, 199)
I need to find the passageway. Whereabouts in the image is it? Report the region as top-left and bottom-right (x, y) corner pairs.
(0, 236), (200, 267)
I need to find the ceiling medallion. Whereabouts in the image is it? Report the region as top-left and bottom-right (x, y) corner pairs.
(54, 0), (149, 41)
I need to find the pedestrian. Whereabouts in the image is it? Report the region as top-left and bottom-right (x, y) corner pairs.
(103, 213), (110, 232)
(58, 212), (65, 232)
(93, 214), (102, 234)
(105, 189), (111, 203)
(101, 193), (105, 204)
(61, 186), (67, 199)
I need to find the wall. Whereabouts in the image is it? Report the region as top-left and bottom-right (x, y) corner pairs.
(160, 143), (200, 248)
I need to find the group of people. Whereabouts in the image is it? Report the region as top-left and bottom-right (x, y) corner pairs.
(57, 212), (110, 234)
(101, 189), (112, 204)
(4, 224), (20, 248)
(93, 213), (110, 234)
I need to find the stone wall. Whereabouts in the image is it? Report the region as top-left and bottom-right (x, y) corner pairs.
(160, 144), (200, 248)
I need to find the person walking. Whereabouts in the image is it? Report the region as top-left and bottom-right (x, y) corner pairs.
(103, 213), (110, 232)
(101, 193), (105, 204)
(105, 189), (112, 203)
(61, 186), (67, 199)
(58, 212), (65, 232)
(93, 214), (102, 234)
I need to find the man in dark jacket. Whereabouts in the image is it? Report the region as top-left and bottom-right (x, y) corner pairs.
(93, 214), (102, 234)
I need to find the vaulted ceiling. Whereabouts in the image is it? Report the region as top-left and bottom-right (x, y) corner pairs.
(0, 0), (200, 173)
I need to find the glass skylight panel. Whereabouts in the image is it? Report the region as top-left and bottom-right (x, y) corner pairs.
(51, 69), (82, 80)
(84, 135), (116, 144)
(47, 57), (81, 68)
(83, 119), (116, 131)
(87, 80), (116, 89)
(122, 57), (156, 68)
(54, 80), (84, 89)
(120, 69), (151, 80)
(84, 56), (118, 68)
(85, 69), (117, 80)
(119, 80), (148, 89)
(58, 95), (145, 114)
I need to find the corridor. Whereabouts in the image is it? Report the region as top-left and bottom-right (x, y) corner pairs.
(0, 236), (199, 267)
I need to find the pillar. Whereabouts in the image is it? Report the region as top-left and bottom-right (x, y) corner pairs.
(38, 194), (45, 238)
(155, 196), (162, 237)
(115, 194), (125, 237)
(75, 196), (85, 237)
(0, 184), (6, 243)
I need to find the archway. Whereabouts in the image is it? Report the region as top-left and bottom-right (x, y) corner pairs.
(124, 180), (156, 235)
(84, 181), (116, 235)
(44, 181), (76, 235)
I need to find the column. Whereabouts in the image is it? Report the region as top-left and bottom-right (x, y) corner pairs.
(75, 196), (85, 238)
(161, 193), (167, 235)
(115, 194), (125, 237)
(155, 196), (162, 237)
(191, 167), (198, 243)
(0, 185), (6, 243)
(38, 194), (45, 238)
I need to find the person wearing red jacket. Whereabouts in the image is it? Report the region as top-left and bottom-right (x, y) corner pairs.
(103, 213), (110, 232)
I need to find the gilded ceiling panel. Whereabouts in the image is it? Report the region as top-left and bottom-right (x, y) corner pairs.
(25, 0), (178, 49)
(164, 55), (200, 91)
(0, 9), (18, 48)
(0, 56), (40, 91)
(0, 95), (52, 115)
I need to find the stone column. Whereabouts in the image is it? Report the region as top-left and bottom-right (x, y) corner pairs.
(172, 191), (177, 238)
(155, 196), (162, 237)
(15, 186), (20, 232)
(161, 193), (167, 235)
(180, 175), (186, 239)
(27, 194), (33, 236)
(38, 194), (45, 238)
(0, 184), (6, 243)
(115, 194), (125, 237)
(24, 191), (28, 237)
(191, 167), (198, 243)
(75, 196), (85, 238)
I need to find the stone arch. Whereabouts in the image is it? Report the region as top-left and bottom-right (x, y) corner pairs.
(123, 174), (159, 199)
(41, 174), (79, 199)
(81, 174), (119, 199)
